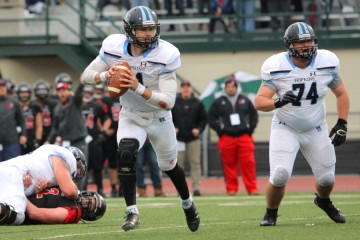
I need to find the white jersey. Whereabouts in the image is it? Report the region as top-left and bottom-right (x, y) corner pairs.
(99, 34), (181, 112)
(1, 144), (77, 196)
(261, 49), (341, 132)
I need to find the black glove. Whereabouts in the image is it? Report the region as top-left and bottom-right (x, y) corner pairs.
(274, 91), (297, 108)
(329, 118), (347, 146)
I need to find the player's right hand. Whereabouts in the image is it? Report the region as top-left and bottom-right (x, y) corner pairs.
(275, 91), (297, 108)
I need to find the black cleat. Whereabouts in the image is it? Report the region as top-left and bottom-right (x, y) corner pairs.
(122, 212), (140, 231)
(260, 212), (277, 226)
(183, 202), (200, 232)
(314, 194), (346, 223)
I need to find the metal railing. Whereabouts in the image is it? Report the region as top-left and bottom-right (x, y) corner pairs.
(1, 0), (360, 52)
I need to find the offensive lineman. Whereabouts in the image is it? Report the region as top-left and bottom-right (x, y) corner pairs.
(0, 145), (86, 225)
(81, 6), (200, 232)
(254, 22), (350, 226)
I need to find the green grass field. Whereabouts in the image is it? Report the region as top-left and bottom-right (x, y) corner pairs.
(2, 192), (360, 240)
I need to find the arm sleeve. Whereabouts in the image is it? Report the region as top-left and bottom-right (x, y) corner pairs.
(146, 72), (177, 110)
(82, 56), (110, 85)
(63, 206), (82, 224)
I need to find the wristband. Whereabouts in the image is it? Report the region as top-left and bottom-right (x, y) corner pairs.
(337, 118), (347, 125)
(135, 83), (146, 95)
(100, 71), (108, 83)
(274, 98), (282, 108)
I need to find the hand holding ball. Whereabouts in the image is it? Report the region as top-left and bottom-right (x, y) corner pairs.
(107, 62), (131, 98)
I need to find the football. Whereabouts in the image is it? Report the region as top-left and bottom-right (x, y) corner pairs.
(107, 62), (131, 99)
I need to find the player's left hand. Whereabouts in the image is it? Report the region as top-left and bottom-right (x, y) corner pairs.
(329, 118), (347, 146)
(35, 179), (51, 193)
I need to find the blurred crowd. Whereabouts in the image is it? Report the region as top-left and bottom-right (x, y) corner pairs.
(93, 0), (360, 33)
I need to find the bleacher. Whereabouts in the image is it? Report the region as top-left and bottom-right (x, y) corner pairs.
(1, 1), (360, 56)
(90, 0), (360, 36)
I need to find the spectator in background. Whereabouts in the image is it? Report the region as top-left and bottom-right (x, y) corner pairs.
(172, 80), (207, 196)
(267, 0), (291, 31)
(131, 0), (149, 8)
(237, 0), (256, 32)
(165, 0), (189, 32)
(0, 78), (27, 162)
(258, 0), (269, 28)
(304, 0), (323, 28)
(81, 85), (111, 197)
(93, 84), (123, 197)
(136, 137), (166, 197)
(208, 76), (259, 196)
(32, 80), (59, 146)
(95, 0), (130, 20)
(16, 83), (43, 155)
(25, 0), (46, 15)
(198, 0), (210, 14)
(209, 0), (235, 33)
(46, 82), (88, 190)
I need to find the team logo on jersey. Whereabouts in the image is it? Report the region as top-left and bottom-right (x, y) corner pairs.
(132, 62), (148, 72)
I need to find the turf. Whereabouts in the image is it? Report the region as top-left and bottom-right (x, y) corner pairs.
(2, 192), (359, 240)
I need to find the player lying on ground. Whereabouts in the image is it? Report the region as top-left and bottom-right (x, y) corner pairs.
(23, 187), (106, 224)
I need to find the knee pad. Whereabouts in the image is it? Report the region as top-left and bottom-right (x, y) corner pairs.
(270, 166), (290, 187)
(317, 173), (335, 187)
(0, 203), (18, 225)
(117, 138), (139, 175)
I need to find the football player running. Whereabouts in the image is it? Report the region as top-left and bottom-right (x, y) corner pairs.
(81, 6), (200, 232)
(254, 22), (350, 226)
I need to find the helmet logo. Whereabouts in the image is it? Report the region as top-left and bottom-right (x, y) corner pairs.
(143, 20), (155, 25)
(299, 33), (311, 40)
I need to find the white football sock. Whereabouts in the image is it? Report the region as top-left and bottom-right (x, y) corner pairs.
(127, 205), (139, 214)
(181, 194), (193, 209)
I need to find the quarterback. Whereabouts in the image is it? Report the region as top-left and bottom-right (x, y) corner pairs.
(254, 22), (350, 226)
(81, 6), (200, 232)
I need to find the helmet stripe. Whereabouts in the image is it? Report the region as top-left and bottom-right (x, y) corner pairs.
(139, 6), (148, 21)
(139, 6), (154, 22)
(144, 7), (154, 21)
(298, 22), (310, 34)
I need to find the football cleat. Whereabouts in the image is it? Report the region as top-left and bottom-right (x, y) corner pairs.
(260, 212), (277, 226)
(183, 202), (200, 232)
(314, 194), (346, 223)
(122, 212), (140, 231)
